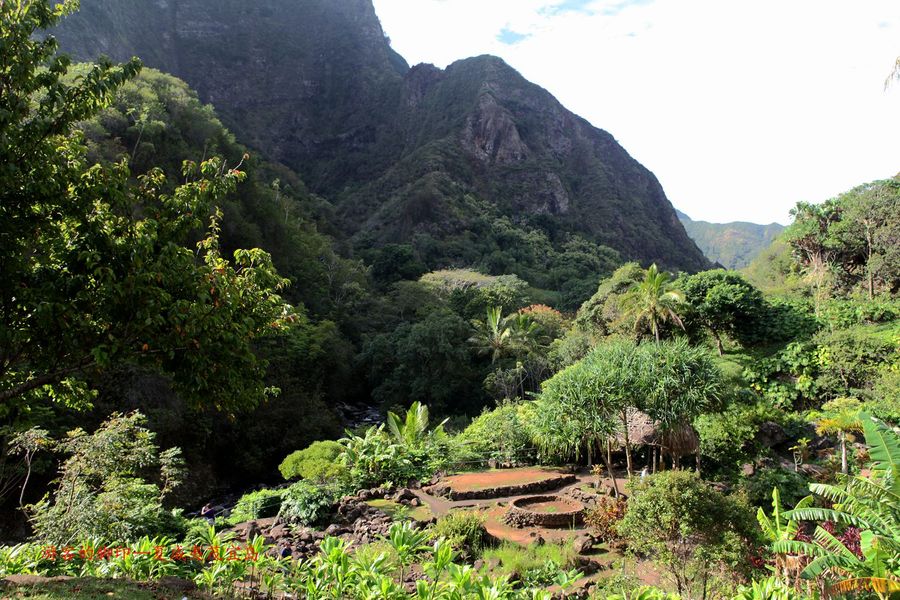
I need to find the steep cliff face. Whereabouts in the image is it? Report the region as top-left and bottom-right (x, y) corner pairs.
(54, 0), (710, 272)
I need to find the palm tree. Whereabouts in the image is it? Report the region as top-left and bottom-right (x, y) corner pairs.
(618, 264), (685, 343)
(816, 397), (863, 476)
(773, 414), (900, 599)
(468, 306), (511, 363)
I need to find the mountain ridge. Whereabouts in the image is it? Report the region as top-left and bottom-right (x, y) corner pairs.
(676, 209), (786, 270)
(52, 0), (711, 280)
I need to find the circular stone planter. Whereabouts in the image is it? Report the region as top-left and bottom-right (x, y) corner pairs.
(503, 495), (584, 529)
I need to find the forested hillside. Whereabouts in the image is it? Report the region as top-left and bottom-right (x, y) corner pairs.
(52, 0), (710, 292)
(1, 2), (898, 599)
(677, 210), (785, 269)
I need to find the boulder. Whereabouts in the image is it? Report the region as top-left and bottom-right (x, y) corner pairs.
(756, 422), (788, 448)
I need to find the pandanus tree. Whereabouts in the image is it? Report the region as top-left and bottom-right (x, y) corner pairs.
(619, 264), (686, 343)
(771, 414), (900, 599)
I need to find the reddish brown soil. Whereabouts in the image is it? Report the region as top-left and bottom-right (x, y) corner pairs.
(515, 498), (578, 514)
(440, 467), (567, 492)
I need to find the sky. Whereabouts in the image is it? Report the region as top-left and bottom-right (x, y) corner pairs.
(371, 0), (900, 225)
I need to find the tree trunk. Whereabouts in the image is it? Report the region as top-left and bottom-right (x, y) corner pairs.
(622, 411), (633, 477)
(600, 453), (619, 498)
(606, 439), (613, 474)
(840, 435), (848, 475)
(652, 447), (658, 474)
(712, 330), (724, 356)
(695, 452), (701, 476)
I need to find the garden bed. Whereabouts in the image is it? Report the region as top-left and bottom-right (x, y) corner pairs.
(426, 468), (576, 500)
(504, 495), (584, 528)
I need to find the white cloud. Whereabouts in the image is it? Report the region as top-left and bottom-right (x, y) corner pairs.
(373, 0), (900, 224)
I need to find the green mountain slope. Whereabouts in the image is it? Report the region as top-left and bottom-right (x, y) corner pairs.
(676, 210), (785, 270)
(53, 0), (710, 282)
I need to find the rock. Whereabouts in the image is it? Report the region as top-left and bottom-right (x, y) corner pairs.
(741, 463), (755, 477)
(530, 535), (545, 547)
(756, 421), (788, 448)
(574, 535), (593, 554)
(409, 497), (421, 507)
(575, 557), (599, 575)
(799, 463), (830, 481)
(393, 488), (417, 503)
(325, 524), (348, 536)
(268, 524), (289, 540)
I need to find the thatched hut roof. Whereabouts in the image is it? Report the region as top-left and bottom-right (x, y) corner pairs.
(614, 408), (699, 457)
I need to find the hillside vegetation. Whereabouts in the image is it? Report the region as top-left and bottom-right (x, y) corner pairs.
(677, 210), (785, 269)
(1, 2), (898, 600)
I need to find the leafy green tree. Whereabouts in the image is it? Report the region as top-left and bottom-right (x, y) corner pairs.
(575, 262), (645, 335)
(786, 179), (900, 301)
(681, 270), (766, 355)
(0, 1), (293, 416)
(617, 470), (761, 599)
(619, 264), (686, 343)
(640, 339), (723, 440)
(362, 309), (483, 415)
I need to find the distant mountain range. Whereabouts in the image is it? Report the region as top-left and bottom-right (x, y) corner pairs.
(676, 210), (785, 270)
(53, 0), (711, 294)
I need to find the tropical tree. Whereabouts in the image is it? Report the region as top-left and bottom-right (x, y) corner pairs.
(0, 0), (294, 417)
(386, 401), (448, 451)
(772, 414), (900, 599)
(756, 488), (814, 585)
(680, 270), (766, 355)
(815, 397), (863, 475)
(469, 306), (512, 363)
(619, 264), (686, 343)
(469, 307), (544, 364)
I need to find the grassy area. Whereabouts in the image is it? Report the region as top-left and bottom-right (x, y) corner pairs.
(365, 499), (434, 522)
(481, 540), (578, 578)
(0, 577), (206, 599)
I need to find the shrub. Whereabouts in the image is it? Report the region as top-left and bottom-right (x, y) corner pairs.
(340, 413), (451, 490)
(278, 481), (336, 528)
(584, 496), (627, 543)
(226, 488), (285, 525)
(481, 540), (578, 580)
(738, 467), (809, 510)
(617, 471), (762, 598)
(456, 400), (535, 465)
(279, 440), (346, 482)
(432, 511), (489, 556)
(28, 412), (186, 545)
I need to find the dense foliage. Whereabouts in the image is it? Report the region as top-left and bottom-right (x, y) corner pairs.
(0, 2), (898, 599)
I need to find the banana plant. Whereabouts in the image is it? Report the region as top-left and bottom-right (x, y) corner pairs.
(732, 576), (807, 600)
(772, 414), (900, 598)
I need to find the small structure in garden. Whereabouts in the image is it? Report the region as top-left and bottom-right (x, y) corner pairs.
(616, 409), (700, 469)
(503, 494), (585, 528)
